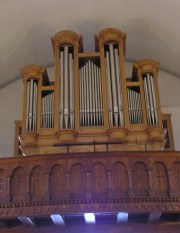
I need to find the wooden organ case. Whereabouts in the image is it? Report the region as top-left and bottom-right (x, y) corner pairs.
(20, 28), (165, 155)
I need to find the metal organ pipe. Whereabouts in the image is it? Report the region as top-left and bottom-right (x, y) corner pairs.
(94, 64), (99, 126)
(79, 68), (83, 126)
(88, 60), (93, 125)
(149, 73), (158, 124)
(32, 81), (37, 131)
(98, 67), (103, 125)
(109, 44), (118, 126)
(127, 89), (132, 124)
(26, 80), (30, 131)
(60, 51), (64, 129)
(91, 62), (95, 125)
(86, 64), (89, 125)
(82, 66), (86, 126)
(29, 79), (34, 130)
(136, 90), (143, 124)
(143, 78), (151, 125)
(114, 48), (124, 126)
(105, 51), (113, 127)
(69, 53), (74, 129)
(64, 46), (69, 128)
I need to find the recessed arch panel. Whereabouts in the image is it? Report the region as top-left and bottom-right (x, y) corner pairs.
(30, 165), (46, 201)
(11, 167), (27, 202)
(112, 162), (128, 197)
(151, 162), (168, 197)
(70, 163), (86, 199)
(132, 161), (148, 197)
(91, 162), (108, 198)
(50, 164), (66, 200)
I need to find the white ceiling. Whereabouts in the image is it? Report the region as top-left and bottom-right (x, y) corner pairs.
(0, 0), (180, 89)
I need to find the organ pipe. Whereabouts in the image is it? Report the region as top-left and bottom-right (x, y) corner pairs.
(69, 53), (74, 129)
(97, 68), (103, 125)
(105, 51), (113, 128)
(91, 62), (95, 125)
(60, 51), (64, 129)
(64, 46), (69, 128)
(114, 48), (124, 126)
(79, 68), (83, 125)
(32, 81), (37, 131)
(26, 80), (30, 131)
(94, 64), (100, 126)
(109, 44), (118, 126)
(149, 73), (158, 124)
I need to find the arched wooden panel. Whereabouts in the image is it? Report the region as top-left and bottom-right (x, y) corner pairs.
(70, 163), (86, 199)
(30, 165), (46, 201)
(11, 167), (27, 202)
(112, 162), (128, 197)
(0, 169), (7, 202)
(91, 163), (107, 198)
(170, 162), (180, 197)
(151, 162), (168, 197)
(49, 164), (66, 200)
(171, 162), (180, 188)
(132, 162), (148, 197)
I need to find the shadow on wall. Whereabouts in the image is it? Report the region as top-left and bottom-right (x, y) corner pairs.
(123, 18), (180, 78)
(0, 23), (55, 89)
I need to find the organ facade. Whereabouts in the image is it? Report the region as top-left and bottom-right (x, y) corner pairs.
(20, 28), (165, 155)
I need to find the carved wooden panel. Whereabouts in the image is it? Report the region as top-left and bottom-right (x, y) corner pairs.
(49, 164), (66, 200)
(92, 163), (108, 198)
(11, 167), (27, 202)
(0, 169), (7, 202)
(0, 151), (179, 205)
(112, 162), (128, 197)
(151, 162), (168, 197)
(170, 162), (180, 196)
(30, 165), (46, 201)
(132, 162), (148, 197)
(70, 163), (86, 199)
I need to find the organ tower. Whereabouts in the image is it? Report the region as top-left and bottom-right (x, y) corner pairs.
(20, 28), (165, 155)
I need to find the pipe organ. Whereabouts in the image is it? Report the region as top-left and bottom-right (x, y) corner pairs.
(20, 28), (165, 155)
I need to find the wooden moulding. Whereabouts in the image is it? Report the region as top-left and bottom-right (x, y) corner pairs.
(146, 126), (164, 142)
(21, 132), (39, 146)
(106, 127), (129, 142)
(56, 129), (78, 143)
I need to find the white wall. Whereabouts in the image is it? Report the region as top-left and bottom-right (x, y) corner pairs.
(0, 63), (180, 157)
(0, 79), (23, 157)
(158, 70), (180, 151)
